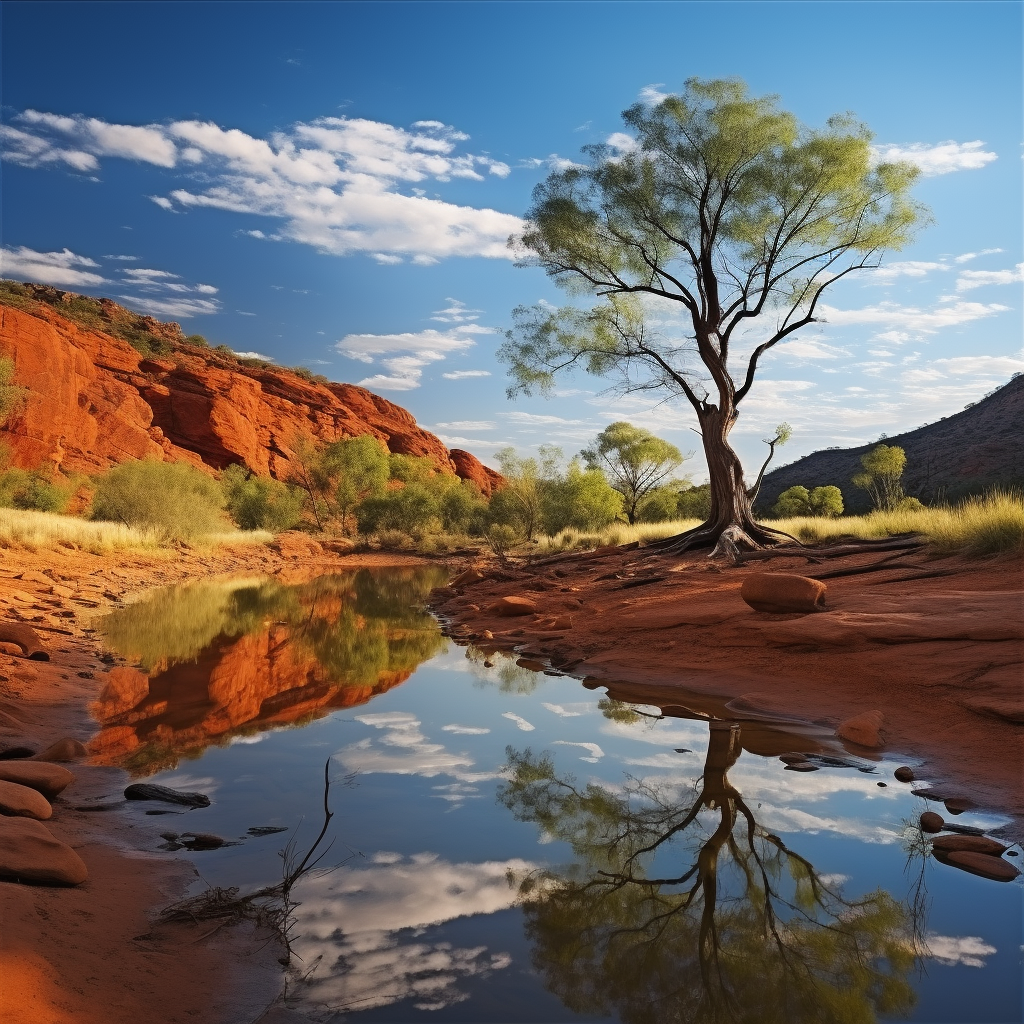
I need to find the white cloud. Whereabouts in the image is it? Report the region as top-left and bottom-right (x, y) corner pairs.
(3, 109), (523, 262)
(442, 369), (491, 380)
(502, 712), (534, 731)
(434, 420), (496, 430)
(122, 267), (179, 283)
(770, 337), (851, 361)
(820, 300), (1010, 334)
(103, 254), (139, 261)
(553, 740), (604, 763)
(606, 132), (638, 154)
(0, 245), (106, 287)
(519, 154), (586, 173)
(871, 140), (998, 175)
(441, 724), (491, 735)
(955, 263), (1024, 291)
(502, 411), (587, 426)
(867, 261), (949, 282)
(541, 702), (591, 717)
(924, 934), (997, 969)
(371, 252), (403, 265)
(117, 295), (221, 318)
(931, 353), (1024, 376)
(431, 298), (482, 324)
(639, 83), (670, 105)
(232, 350), (275, 361)
(954, 248), (1003, 264)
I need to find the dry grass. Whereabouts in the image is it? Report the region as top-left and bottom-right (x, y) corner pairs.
(0, 508), (272, 554)
(531, 491), (1024, 557)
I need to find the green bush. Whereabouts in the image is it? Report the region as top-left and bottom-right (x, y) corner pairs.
(773, 484), (844, 518)
(184, 334), (209, 347)
(0, 468), (73, 513)
(91, 459), (229, 540)
(438, 479), (488, 534)
(0, 358), (26, 423)
(677, 483), (711, 520)
(635, 487), (681, 523)
(356, 484), (439, 537)
(541, 463), (623, 534)
(221, 464), (304, 531)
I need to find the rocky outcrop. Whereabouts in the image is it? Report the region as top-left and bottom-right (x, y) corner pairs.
(0, 296), (502, 492)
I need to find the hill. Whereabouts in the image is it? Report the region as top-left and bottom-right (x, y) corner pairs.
(756, 373), (1024, 514)
(0, 281), (501, 494)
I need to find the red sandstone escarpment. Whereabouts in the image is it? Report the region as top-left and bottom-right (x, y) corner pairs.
(0, 298), (501, 494)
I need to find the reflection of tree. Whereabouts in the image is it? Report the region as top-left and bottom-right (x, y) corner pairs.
(465, 647), (543, 694)
(499, 722), (917, 1024)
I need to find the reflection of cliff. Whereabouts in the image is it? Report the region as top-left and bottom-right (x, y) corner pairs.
(89, 568), (447, 775)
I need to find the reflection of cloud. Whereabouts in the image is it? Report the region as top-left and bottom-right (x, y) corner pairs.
(553, 740), (604, 763)
(442, 724), (490, 735)
(290, 853), (532, 1012)
(924, 934), (997, 968)
(542, 701), (592, 717)
(502, 712), (535, 731)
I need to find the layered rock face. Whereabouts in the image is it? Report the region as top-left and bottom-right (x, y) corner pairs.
(0, 298), (501, 494)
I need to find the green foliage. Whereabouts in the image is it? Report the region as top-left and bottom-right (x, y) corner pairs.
(220, 464), (304, 531)
(0, 468), (73, 513)
(487, 447), (551, 540)
(91, 459), (229, 540)
(581, 421), (686, 523)
(773, 484), (844, 518)
(676, 482), (712, 520)
(0, 357), (27, 423)
(853, 444), (908, 511)
(541, 461), (623, 534)
(635, 486), (681, 523)
(327, 435), (391, 529)
(184, 334), (209, 347)
(356, 484), (438, 537)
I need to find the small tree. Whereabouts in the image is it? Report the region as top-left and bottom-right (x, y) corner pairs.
(221, 464), (304, 532)
(501, 78), (923, 557)
(635, 486), (682, 523)
(328, 435), (390, 532)
(747, 422), (792, 506)
(487, 447), (560, 541)
(853, 445), (907, 512)
(355, 484), (439, 537)
(542, 461), (624, 534)
(677, 482), (712, 520)
(581, 422), (686, 524)
(0, 357), (27, 423)
(773, 484), (844, 518)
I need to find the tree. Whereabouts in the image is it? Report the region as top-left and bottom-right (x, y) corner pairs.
(747, 422), (792, 506)
(773, 484), (844, 518)
(853, 444), (907, 512)
(499, 723), (918, 1024)
(221, 464), (304, 531)
(581, 421), (686, 523)
(487, 446), (561, 541)
(541, 460), (624, 533)
(500, 78), (923, 558)
(327, 435), (390, 531)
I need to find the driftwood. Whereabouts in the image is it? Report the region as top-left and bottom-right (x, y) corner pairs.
(0, 623), (49, 660)
(732, 535), (926, 566)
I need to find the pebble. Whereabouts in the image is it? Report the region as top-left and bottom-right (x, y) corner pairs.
(894, 766), (915, 783)
(836, 710), (885, 749)
(784, 762), (819, 772)
(0, 817), (88, 885)
(920, 811), (945, 833)
(0, 779), (53, 820)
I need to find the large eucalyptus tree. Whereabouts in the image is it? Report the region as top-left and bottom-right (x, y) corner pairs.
(501, 78), (924, 555)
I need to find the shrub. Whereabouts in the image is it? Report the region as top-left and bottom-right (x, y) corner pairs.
(636, 487), (681, 523)
(221, 464), (304, 531)
(541, 463), (623, 534)
(0, 357), (26, 423)
(677, 483), (711, 520)
(0, 468), (73, 513)
(438, 479), (488, 534)
(91, 459), (229, 540)
(773, 484), (844, 518)
(356, 484), (439, 537)
(184, 334), (209, 347)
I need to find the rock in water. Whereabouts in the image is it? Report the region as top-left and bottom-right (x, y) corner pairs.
(836, 710), (885, 748)
(939, 850), (1020, 882)
(0, 762), (74, 799)
(0, 779), (53, 819)
(487, 596), (538, 617)
(0, 817), (88, 884)
(894, 766), (915, 782)
(740, 573), (827, 614)
(920, 811), (945, 833)
(931, 834), (1008, 856)
(28, 738), (88, 763)
(124, 783), (211, 808)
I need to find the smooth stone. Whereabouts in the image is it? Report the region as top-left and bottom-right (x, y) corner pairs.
(931, 834), (1008, 856)
(784, 762), (819, 772)
(0, 817), (88, 884)
(944, 796), (975, 815)
(894, 766), (915, 783)
(28, 738), (88, 762)
(0, 762), (74, 799)
(180, 833), (225, 850)
(740, 573), (826, 614)
(0, 779), (52, 820)
(836, 710), (885, 749)
(920, 811), (945, 833)
(940, 850), (1020, 882)
(487, 596), (538, 617)
(124, 783), (211, 808)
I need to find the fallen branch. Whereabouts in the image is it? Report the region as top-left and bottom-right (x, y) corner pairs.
(734, 536), (926, 564)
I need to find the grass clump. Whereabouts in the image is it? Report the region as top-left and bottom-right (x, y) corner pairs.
(91, 459), (230, 540)
(0, 507), (163, 553)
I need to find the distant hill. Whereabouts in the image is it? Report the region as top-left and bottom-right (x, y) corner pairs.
(755, 374), (1024, 515)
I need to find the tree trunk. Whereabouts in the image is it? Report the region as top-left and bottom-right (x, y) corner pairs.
(651, 408), (793, 558)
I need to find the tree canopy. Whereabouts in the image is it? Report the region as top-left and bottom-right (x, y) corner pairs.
(500, 77), (925, 555)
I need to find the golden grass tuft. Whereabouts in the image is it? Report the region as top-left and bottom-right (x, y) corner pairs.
(0, 507), (272, 554)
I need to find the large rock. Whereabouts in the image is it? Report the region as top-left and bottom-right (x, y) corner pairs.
(0, 300), (503, 490)
(740, 573), (826, 614)
(938, 849), (1020, 882)
(0, 762), (74, 799)
(931, 834), (1008, 856)
(920, 811), (945, 833)
(271, 532), (323, 559)
(487, 596), (538, 617)
(0, 817), (88, 885)
(0, 622), (48, 660)
(0, 779), (53, 819)
(124, 783), (210, 807)
(836, 710), (885, 748)
(28, 738), (88, 762)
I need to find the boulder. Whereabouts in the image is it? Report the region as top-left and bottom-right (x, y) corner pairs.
(0, 762), (74, 799)
(28, 738), (88, 762)
(124, 783), (211, 808)
(323, 538), (356, 555)
(939, 849), (1020, 882)
(920, 811), (945, 833)
(894, 766), (915, 783)
(0, 779), (53, 819)
(0, 622), (48, 661)
(271, 532), (323, 559)
(836, 710), (884, 749)
(779, 752), (810, 764)
(451, 567), (486, 587)
(931, 834), (1008, 856)
(943, 796), (975, 815)
(0, 817), (88, 885)
(487, 596), (538, 617)
(740, 573), (827, 614)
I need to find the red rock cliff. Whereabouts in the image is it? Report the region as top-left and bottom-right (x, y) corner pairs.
(0, 299), (501, 494)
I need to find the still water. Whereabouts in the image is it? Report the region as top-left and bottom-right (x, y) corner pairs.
(91, 567), (1022, 1024)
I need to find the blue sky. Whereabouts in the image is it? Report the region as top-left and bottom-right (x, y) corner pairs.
(2, 1), (1021, 479)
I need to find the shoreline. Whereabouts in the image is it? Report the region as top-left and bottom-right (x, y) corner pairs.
(0, 537), (438, 1024)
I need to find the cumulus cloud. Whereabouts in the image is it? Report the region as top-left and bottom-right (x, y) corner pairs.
(871, 140), (998, 175)
(502, 712), (535, 731)
(2, 109), (522, 261)
(923, 934), (997, 969)
(0, 245), (107, 287)
(955, 263), (1024, 291)
(639, 83), (670, 105)
(867, 261), (949, 282)
(433, 420), (496, 430)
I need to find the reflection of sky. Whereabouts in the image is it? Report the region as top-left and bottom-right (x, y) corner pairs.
(142, 635), (1022, 1022)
